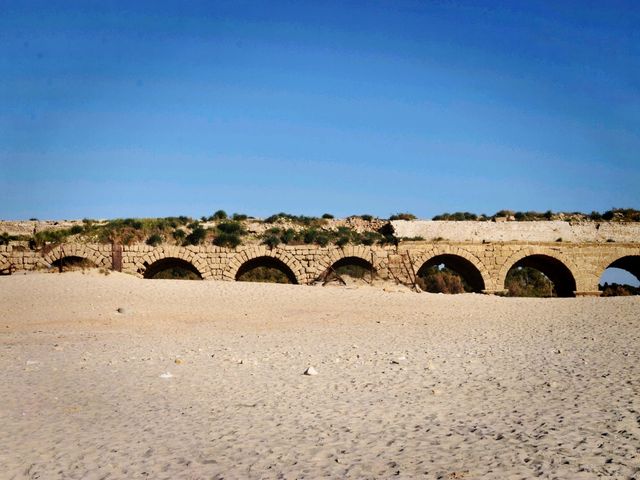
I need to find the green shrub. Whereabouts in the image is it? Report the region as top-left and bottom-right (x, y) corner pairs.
(417, 266), (467, 293)
(335, 236), (350, 247)
(494, 210), (514, 218)
(505, 267), (555, 297)
(281, 228), (296, 244)
(303, 228), (319, 244)
(322, 213), (334, 219)
(211, 210), (228, 220)
(600, 283), (639, 296)
(172, 229), (186, 241)
(232, 213), (248, 221)
(265, 213), (323, 226)
(0, 232), (12, 245)
(213, 232), (242, 248)
(389, 212), (416, 221)
(315, 233), (330, 247)
(146, 233), (163, 246)
(69, 225), (84, 235)
(359, 214), (374, 221)
(184, 227), (206, 246)
(216, 221), (245, 235)
(33, 229), (72, 246)
(361, 231), (383, 246)
(262, 234), (281, 249)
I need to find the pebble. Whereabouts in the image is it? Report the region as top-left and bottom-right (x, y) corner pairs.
(116, 307), (127, 314)
(304, 367), (318, 376)
(159, 372), (173, 379)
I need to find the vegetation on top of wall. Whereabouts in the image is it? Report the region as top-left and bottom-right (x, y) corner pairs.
(432, 212), (482, 221)
(7, 207), (638, 251)
(0, 232), (24, 245)
(259, 225), (387, 248)
(212, 221), (246, 248)
(389, 212), (417, 221)
(431, 208), (640, 222)
(263, 212), (326, 227)
(146, 233), (163, 246)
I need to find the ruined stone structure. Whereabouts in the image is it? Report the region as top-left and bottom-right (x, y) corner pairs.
(2, 221), (638, 297)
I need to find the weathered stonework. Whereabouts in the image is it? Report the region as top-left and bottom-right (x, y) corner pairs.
(3, 226), (639, 296)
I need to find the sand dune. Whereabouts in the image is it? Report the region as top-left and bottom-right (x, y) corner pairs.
(1, 271), (639, 479)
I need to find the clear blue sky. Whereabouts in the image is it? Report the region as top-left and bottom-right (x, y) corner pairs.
(1, 0), (638, 221)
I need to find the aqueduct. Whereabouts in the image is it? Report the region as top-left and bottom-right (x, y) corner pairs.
(2, 221), (639, 296)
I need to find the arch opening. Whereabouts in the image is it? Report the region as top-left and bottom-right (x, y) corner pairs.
(505, 254), (576, 297)
(416, 254), (485, 293)
(236, 256), (297, 284)
(599, 256), (640, 296)
(143, 257), (202, 280)
(323, 256), (376, 284)
(51, 256), (96, 272)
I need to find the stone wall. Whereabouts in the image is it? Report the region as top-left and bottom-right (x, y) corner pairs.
(3, 237), (639, 296)
(391, 220), (640, 244)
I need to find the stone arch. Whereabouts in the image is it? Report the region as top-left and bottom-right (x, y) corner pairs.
(409, 246), (490, 292)
(143, 257), (203, 279)
(416, 254), (486, 292)
(313, 246), (386, 281)
(598, 254), (640, 285)
(223, 246), (306, 284)
(42, 244), (109, 269)
(136, 247), (210, 279)
(235, 256), (298, 284)
(499, 249), (578, 297)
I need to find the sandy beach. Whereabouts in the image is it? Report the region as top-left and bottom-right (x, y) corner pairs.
(1, 271), (638, 479)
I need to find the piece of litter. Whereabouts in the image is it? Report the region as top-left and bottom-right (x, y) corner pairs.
(304, 367), (318, 376)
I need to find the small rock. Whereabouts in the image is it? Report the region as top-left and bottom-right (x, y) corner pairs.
(174, 358), (183, 365)
(304, 367), (318, 376)
(116, 307), (127, 314)
(159, 372), (173, 379)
